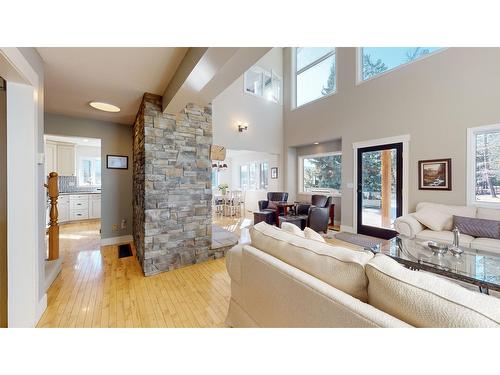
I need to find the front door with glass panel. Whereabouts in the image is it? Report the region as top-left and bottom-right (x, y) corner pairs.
(357, 143), (402, 239)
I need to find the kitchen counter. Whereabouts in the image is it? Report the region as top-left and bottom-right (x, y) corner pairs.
(59, 191), (101, 195)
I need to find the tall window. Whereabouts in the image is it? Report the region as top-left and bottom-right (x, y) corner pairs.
(295, 48), (336, 108)
(360, 47), (444, 81)
(78, 157), (101, 186)
(300, 153), (341, 193)
(240, 162), (269, 190)
(468, 124), (500, 206)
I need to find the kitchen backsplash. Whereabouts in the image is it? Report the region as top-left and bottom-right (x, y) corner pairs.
(58, 175), (100, 193)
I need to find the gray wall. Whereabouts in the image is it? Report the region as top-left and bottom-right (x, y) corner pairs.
(45, 113), (133, 239)
(295, 139), (342, 157)
(283, 47), (500, 229)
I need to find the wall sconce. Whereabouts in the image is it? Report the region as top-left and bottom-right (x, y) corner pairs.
(237, 121), (248, 133)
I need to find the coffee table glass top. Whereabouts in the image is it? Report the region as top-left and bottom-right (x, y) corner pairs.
(370, 236), (500, 292)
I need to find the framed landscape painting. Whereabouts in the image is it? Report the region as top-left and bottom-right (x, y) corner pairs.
(418, 158), (452, 190)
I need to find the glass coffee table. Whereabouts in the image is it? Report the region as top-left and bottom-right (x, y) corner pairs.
(367, 236), (500, 294)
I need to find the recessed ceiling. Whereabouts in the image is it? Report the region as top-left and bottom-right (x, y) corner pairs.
(37, 47), (188, 125)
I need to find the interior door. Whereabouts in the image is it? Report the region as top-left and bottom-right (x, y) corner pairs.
(357, 142), (403, 239)
(0, 77), (7, 327)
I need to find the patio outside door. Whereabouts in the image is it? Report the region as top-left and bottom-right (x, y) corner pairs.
(357, 142), (403, 239)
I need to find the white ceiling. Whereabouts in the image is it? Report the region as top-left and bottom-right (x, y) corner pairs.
(37, 47), (188, 125)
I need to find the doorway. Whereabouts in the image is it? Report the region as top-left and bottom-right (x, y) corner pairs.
(357, 142), (403, 239)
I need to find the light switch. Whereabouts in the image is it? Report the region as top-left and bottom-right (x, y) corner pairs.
(37, 153), (45, 165)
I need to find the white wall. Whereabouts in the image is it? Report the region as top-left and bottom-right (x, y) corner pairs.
(283, 47), (500, 230)
(1, 47), (45, 327)
(216, 150), (280, 213)
(212, 48), (284, 156)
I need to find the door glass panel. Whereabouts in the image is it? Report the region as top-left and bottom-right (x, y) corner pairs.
(361, 148), (397, 230)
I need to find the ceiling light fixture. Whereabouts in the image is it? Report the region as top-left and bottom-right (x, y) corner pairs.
(313, 142), (319, 145)
(89, 101), (120, 113)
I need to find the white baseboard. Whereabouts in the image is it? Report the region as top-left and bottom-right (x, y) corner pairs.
(340, 225), (355, 233)
(35, 293), (47, 327)
(101, 235), (133, 246)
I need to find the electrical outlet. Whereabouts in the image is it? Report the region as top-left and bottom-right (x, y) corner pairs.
(112, 224), (118, 231)
(121, 219), (127, 229)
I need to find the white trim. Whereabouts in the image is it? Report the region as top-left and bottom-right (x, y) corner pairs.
(352, 134), (410, 233)
(340, 225), (355, 233)
(297, 151), (342, 194)
(466, 123), (500, 208)
(356, 47), (448, 86)
(292, 47), (337, 110)
(101, 235), (133, 246)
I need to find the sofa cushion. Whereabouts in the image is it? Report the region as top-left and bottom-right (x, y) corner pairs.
(416, 202), (477, 230)
(414, 206), (452, 231)
(250, 221), (373, 302)
(415, 229), (474, 246)
(304, 227), (326, 242)
(366, 254), (500, 327)
(281, 222), (305, 237)
(470, 238), (500, 254)
(454, 215), (500, 239)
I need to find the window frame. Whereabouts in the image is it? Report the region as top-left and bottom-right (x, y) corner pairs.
(298, 151), (342, 194)
(243, 66), (282, 104)
(239, 161), (270, 191)
(78, 156), (101, 187)
(356, 47), (447, 85)
(293, 47), (337, 110)
(467, 123), (500, 208)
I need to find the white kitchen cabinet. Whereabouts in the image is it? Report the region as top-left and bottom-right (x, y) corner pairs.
(57, 144), (76, 176)
(44, 141), (76, 177)
(89, 194), (101, 219)
(45, 141), (57, 177)
(58, 195), (70, 223)
(70, 209), (89, 221)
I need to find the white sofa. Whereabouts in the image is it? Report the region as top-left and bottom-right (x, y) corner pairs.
(225, 222), (500, 328)
(394, 202), (500, 254)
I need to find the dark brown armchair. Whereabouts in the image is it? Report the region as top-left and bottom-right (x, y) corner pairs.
(296, 194), (331, 233)
(257, 192), (289, 224)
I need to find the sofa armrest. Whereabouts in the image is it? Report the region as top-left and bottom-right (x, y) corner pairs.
(226, 244), (244, 284)
(394, 214), (425, 238)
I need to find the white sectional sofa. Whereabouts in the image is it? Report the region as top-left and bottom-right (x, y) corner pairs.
(394, 202), (500, 254)
(225, 222), (500, 328)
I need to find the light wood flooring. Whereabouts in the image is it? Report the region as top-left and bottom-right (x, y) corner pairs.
(37, 220), (230, 328)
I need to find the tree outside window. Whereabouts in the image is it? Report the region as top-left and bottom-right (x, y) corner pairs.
(303, 154), (341, 192)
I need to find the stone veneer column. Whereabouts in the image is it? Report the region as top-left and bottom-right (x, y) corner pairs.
(133, 93), (213, 276)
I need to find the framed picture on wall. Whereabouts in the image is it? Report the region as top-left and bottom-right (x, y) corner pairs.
(418, 158), (452, 190)
(271, 167), (278, 179)
(106, 155), (128, 170)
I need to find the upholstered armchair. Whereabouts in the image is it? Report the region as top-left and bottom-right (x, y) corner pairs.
(297, 194), (332, 233)
(258, 192), (289, 212)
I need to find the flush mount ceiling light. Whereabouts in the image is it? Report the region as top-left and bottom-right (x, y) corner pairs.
(89, 101), (120, 113)
(313, 142), (320, 145)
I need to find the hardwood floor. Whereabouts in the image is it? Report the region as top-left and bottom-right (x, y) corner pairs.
(37, 220), (230, 328)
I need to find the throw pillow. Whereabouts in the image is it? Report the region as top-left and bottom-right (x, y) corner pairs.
(414, 206), (452, 231)
(453, 215), (500, 239)
(267, 201), (278, 210)
(304, 227), (326, 242)
(280, 222), (305, 237)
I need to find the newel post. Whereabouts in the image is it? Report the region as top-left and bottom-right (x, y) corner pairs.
(45, 172), (59, 260)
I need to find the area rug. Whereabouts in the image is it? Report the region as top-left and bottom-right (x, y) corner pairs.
(332, 232), (386, 249)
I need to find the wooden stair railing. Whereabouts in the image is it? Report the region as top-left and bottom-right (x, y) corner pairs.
(44, 172), (59, 261)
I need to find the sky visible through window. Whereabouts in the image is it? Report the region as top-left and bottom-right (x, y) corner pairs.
(361, 47), (443, 80)
(295, 47), (444, 107)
